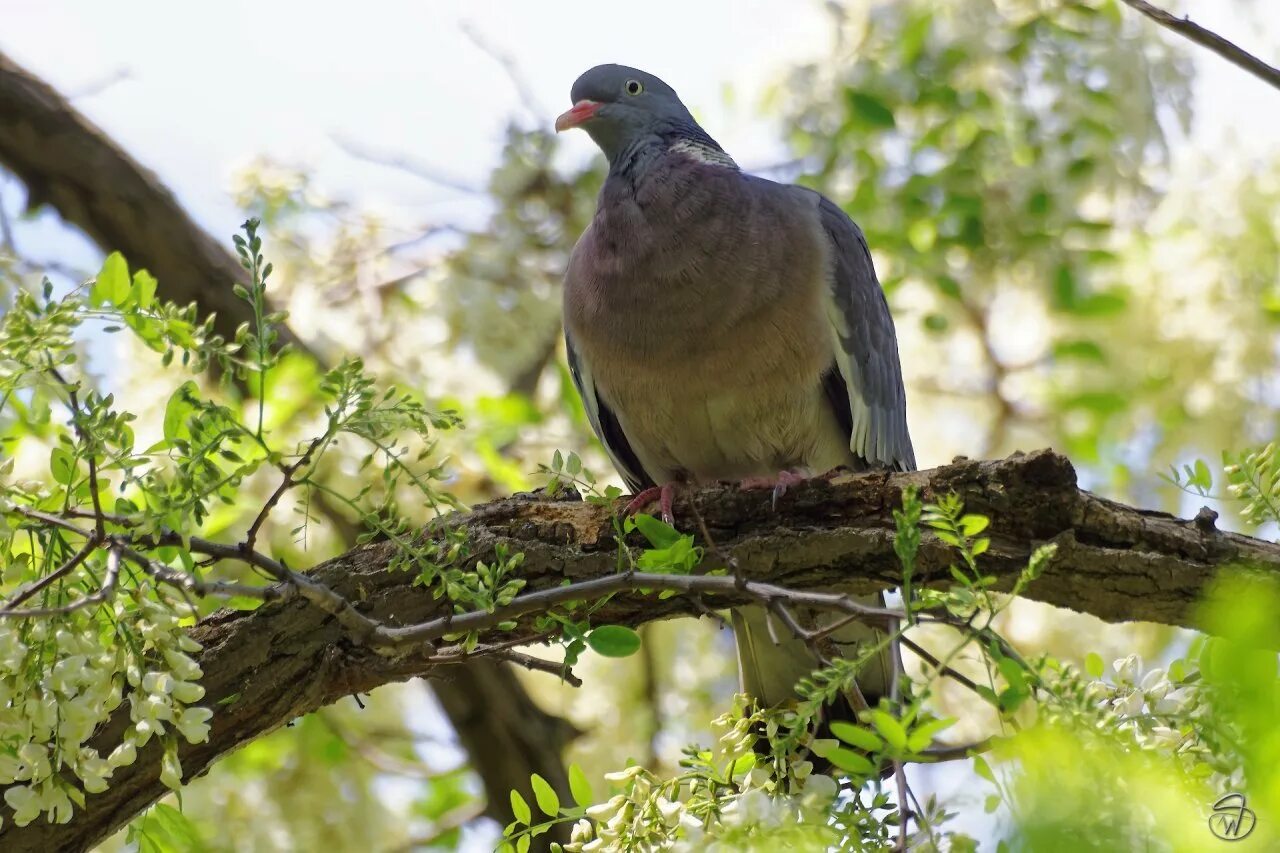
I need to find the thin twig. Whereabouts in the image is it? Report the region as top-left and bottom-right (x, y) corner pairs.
(690, 595), (732, 630)
(889, 615), (911, 852)
(331, 134), (482, 194)
(387, 802), (487, 853)
(122, 549), (292, 603)
(897, 635), (984, 695)
(1120, 0), (1280, 91)
(10, 503), (908, 658)
(49, 366), (105, 539)
(917, 738), (992, 762)
(491, 650), (583, 687)
(459, 22), (548, 119)
(1, 538), (99, 612)
(687, 496), (744, 587)
(243, 432), (326, 552)
(0, 548), (121, 618)
(375, 570), (900, 649)
(317, 711), (464, 780)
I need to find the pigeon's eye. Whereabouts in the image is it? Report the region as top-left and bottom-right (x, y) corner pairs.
(624, 79), (644, 96)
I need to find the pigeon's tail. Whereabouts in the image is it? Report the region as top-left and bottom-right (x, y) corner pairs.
(732, 595), (897, 769)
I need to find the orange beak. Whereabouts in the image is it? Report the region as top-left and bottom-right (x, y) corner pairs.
(555, 99), (602, 132)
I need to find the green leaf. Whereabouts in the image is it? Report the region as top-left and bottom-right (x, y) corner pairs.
(509, 789), (532, 825)
(92, 252), (130, 307)
(1052, 339), (1106, 362)
(845, 91), (896, 128)
(586, 625), (641, 658)
(568, 763), (594, 808)
(530, 773), (560, 817)
(133, 269), (158, 309)
(631, 513), (681, 548)
(984, 794), (1001, 813)
(50, 447), (77, 485)
(825, 746), (877, 776)
(1072, 291), (1127, 317)
(1085, 652), (1104, 678)
(868, 710), (908, 752)
(1192, 458), (1213, 490)
(996, 656), (1027, 694)
(828, 721), (884, 752)
(163, 381), (198, 442)
(959, 514), (989, 536)
(906, 717), (957, 753)
(973, 754), (996, 784)
(151, 804), (203, 847)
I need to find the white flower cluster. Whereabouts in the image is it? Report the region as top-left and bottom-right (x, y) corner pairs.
(1105, 654), (1196, 724)
(0, 588), (209, 827)
(562, 700), (839, 852)
(1077, 653), (1244, 789)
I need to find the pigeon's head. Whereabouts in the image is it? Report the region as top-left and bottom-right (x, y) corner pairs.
(555, 64), (700, 164)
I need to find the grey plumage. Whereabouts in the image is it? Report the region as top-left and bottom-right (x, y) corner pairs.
(558, 64), (913, 716)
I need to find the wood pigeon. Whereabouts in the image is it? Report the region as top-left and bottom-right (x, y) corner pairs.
(557, 64), (914, 719)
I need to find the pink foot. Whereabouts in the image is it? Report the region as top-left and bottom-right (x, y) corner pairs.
(739, 470), (811, 509)
(623, 483), (679, 524)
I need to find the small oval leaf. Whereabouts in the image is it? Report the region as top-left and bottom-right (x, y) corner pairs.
(868, 710), (908, 752)
(530, 773), (560, 818)
(906, 717), (957, 754)
(509, 789), (531, 825)
(586, 625), (641, 658)
(826, 747), (876, 776)
(828, 722), (884, 753)
(50, 447), (77, 485)
(568, 763), (594, 808)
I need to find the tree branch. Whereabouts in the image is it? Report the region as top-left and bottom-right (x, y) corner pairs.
(3, 449), (1275, 850)
(1120, 0), (1280, 91)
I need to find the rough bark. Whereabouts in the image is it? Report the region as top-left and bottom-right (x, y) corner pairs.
(0, 48), (575, 840)
(3, 450), (1276, 851)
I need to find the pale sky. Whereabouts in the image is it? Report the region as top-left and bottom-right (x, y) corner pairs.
(2, 0), (1273, 253)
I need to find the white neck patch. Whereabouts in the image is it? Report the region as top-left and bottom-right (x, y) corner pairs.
(669, 139), (738, 169)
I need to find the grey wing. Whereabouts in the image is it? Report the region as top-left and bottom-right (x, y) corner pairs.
(564, 331), (655, 493)
(816, 195), (916, 472)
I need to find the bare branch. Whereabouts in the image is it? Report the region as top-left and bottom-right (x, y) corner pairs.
(1120, 0), (1280, 91)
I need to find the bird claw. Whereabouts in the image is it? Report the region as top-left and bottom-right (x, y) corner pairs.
(739, 470), (810, 510)
(623, 483), (678, 524)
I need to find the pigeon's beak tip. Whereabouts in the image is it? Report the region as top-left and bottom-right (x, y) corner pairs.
(555, 99), (601, 133)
